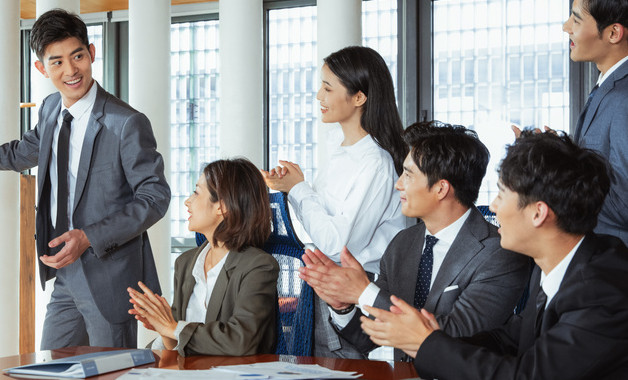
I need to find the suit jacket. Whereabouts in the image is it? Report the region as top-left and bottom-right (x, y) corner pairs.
(415, 233), (628, 380)
(575, 59), (628, 245)
(339, 207), (530, 360)
(172, 242), (279, 357)
(0, 84), (170, 323)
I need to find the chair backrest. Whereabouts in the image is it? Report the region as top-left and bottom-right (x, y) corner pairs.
(477, 205), (499, 227)
(263, 191), (314, 356)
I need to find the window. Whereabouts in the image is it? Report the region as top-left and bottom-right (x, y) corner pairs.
(170, 19), (220, 240)
(433, 0), (570, 204)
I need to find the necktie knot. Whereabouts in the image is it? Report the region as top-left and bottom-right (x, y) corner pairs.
(62, 110), (74, 124)
(425, 235), (438, 250)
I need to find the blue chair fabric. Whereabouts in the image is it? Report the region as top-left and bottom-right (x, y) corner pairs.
(264, 191), (314, 356)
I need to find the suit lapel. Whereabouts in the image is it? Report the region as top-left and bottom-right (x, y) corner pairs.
(179, 243), (208, 319)
(73, 84), (105, 213)
(37, 95), (63, 198)
(578, 61), (628, 140)
(424, 209), (486, 311)
(205, 250), (238, 323)
(398, 224), (426, 304)
(519, 267), (541, 354)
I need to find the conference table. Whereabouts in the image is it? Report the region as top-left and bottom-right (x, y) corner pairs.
(0, 346), (419, 379)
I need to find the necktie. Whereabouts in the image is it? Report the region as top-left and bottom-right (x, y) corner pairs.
(574, 84), (599, 143)
(535, 286), (547, 336)
(56, 110), (73, 234)
(414, 235), (438, 309)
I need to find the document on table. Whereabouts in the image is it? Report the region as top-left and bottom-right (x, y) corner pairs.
(117, 361), (362, 379)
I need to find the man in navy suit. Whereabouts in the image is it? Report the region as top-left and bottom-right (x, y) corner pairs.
(0, 10), (170, 349)
(361, 132), (628, 379)
(299, 121), (529, 361)
(558, 0), (628, 245)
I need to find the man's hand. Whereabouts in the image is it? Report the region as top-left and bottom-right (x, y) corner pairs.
(40, 229), (91, 269)
(128, 281), (177, 342)
(298, 247), (371, 309)
(512, 124), (555, 139)
(261, 160), (305, 193)
(360, 295), (439, 359)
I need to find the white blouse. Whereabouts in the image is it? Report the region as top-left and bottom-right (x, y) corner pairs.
(288, 129), (405, 274)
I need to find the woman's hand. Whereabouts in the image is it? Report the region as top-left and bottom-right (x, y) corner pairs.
(128, 281), (178, 341)
(261, 160), (305, 193)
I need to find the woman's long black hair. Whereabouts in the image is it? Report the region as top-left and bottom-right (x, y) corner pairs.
(324, 46), (407, 176)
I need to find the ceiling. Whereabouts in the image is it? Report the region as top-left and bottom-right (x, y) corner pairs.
(20, 0), (216, 19)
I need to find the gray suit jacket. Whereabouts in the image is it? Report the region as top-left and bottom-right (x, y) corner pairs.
(575, 59), (628, 245)
(0, 84), (170, 323)
(339, 207), (530, 360)
(172, 242), (279, 357)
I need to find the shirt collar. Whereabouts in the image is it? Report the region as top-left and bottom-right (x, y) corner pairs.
(60, 79), (98, 120)
(426, 208), (472, 245)
(597, 55), (628, 86)
(540, 236), (585, 306)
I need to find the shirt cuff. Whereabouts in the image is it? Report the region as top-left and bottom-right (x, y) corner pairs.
(172, 320), (191, 351)
(329, 306), (357, 329)
(150, 336), (166, 350)
(287, 181), (312, 206)
(358, 282), (380, 317)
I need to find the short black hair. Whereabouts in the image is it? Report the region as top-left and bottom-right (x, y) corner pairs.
(30, 9), (90, 62)
(583, 0), (628, 34)
(499, 131), (610, 235)
(403, 121), (490, 208)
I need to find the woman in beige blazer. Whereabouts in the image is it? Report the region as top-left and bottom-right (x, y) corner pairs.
(128, 158), (279, 357)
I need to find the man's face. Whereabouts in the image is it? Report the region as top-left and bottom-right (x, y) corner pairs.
(490, 181), (534, 254)
(34, 37), (95, 108)
(563, 0), (608, 65)
(395, 152), (440, 219)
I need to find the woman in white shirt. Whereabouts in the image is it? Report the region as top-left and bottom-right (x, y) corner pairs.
(263, 46), (407, 357)
(128, 158), (279, 357)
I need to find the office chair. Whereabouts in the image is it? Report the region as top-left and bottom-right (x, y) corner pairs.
(264, 191), (314, 356)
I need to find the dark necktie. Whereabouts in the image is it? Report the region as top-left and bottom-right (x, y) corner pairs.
(535, 286), (547, 336)
(574, 84), (599, 143)
(414, 235), (438, 309)
(56, 110), (73, 234)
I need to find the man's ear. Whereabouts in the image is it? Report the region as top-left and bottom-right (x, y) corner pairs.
(34, 60), (49, 78)
(353, 91), (367, 107)
(531, 201), (550, 228)
(88, 43), (96, 63)
(435, 179), (452, 201)
(607, 23), (627, 44)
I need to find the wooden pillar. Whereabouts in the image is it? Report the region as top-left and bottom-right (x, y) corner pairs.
(19, 174), (36, 354)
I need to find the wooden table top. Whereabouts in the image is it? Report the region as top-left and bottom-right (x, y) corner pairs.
(0, 346), (419, 379)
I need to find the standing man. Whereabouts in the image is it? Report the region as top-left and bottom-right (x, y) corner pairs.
(299, 121), (529, 361)
(564, 0), (627, 243)
(361, 132), (628, 379)
(0, 9), (170, 349)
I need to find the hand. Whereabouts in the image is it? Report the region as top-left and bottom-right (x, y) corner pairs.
(512, 124), (555, 139)
(40, 229), (91, 269)
(298, 247), (370, 308)
(260, 160), (304, 193)
(127, 281), (177, 341)
(360, 295), (439, 359)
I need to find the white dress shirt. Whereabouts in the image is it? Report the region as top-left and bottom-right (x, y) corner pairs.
(151, 244), (229, 349)
(50, 81), (98, 230)
(597, 55), (628, 87)
(288, 128), (406, 274)
(331, 208), (472, 326)
(539, 237), (584, 308)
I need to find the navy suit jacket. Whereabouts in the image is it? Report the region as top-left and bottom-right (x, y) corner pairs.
(575, 59), (628, 245)
(338, 207), (530, 360)
(415, 233), (628, 380)
(0, 84), (170, 323)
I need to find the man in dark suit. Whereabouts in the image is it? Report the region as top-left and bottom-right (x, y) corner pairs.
(361, 132), (628, 379)
(299, 121), (529, 360)
(0, 9), (170, 349)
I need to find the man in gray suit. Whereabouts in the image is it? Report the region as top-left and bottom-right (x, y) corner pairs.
(0, 9), (170, 349)
(299, 121), (529, 360)
(564, 0), (628, 245)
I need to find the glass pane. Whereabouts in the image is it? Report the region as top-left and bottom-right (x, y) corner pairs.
(433, 0), (570, 205)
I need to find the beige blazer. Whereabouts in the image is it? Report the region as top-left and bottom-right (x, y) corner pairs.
(172, 242), (279, 356)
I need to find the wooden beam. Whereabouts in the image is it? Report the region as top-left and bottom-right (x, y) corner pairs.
(19, 174), (36, 355)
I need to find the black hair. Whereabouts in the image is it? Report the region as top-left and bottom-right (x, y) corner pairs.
(324, 46), (407, 176)
(583, 0), (628, 34)
(403, 121), (489, 208)
(499, 131), (610, 234)
(30, 9), (90, 62)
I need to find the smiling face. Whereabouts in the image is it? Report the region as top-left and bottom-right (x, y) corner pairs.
(395, 152), (440, 219)
(490, 182), (536, 255)
(315, 64), (363, 125)
(563, 0), (609, 66)
(34, 37), (95, 108)
(184, 176), (223, 237)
